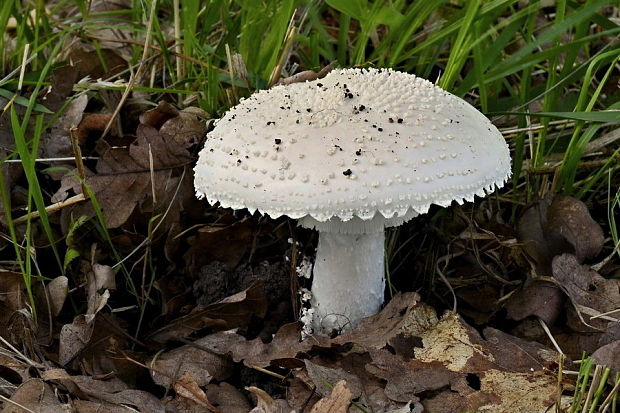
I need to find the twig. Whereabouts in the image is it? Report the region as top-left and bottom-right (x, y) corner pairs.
(12, 194), (86, 224)
(500, 119), (574, 136)
(247, 364), (287, 381)
(589, 307), (620, 320)
(3, 156), (99, 163)
(0, 334), (44, 368)
(17, 44), (30, 92)
(526, 155), (620, 175)
(538, 319), (564, 356)
(0, 53), (38, 87)
(69, 126), (88, 198)
(0, 394), (36, 413)
(600, 375), (620, 413)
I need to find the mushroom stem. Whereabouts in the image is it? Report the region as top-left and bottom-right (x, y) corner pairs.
(311, 231), (385, 332)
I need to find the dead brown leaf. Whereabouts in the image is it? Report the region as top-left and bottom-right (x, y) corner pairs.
(422, 369), (557, 413)
(1, 378), (64, 413)
(44, 276), (69, 317)
(247, 386), (293, 413)
(54, 105), (205, 231)
(366, 349), (456, 403)
(0, 354), (29, 399)
(59, 265), (114, 365)
(150, 341), (233, 388)
(205, 383), (251, 413)
(553, 254), (620, 313)
(326, 302), (558, 412)
(309, 380), (352, 413)
(71, 400), (117, 413)
(40, 94), (88, 160)
(517, 195), (604, 276)
(285, 377), (321, 411)
(504, 281), (564, 324)
(591, 340), (620, 371)
(0, 272), (25, 328)
(483, 327), (559, 372)
(185, 218), (255, 271)
(139, 102), (181, 129)
(303, 360), (362, 398)
(172, 374), (220, 411)
(553, 253), (620, 334)
(333, 292), (422, 349)
(187, 321), (317, 369)
(59, 315), (96, 365)
(45, 373), (165, 413)
(546, 195), (605, 262)
(147, 281), (268, 343)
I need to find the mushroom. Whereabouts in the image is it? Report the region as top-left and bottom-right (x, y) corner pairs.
(194, 68), (511, 333)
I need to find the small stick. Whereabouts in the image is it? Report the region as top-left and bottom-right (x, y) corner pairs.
(247, 365), (287, 381)
(526, 155), (620, 175)
(69, 126), (88, 198)
(3, 156), (99, 163)
(148, 143), (156, 205)
(539, 318), (564, 356)
(0, 394), (36, 413)
(17, 44), (30, 92)
(13, 194), (86, 224)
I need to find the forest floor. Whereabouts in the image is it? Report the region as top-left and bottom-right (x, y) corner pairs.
(0, 1), (619, 412)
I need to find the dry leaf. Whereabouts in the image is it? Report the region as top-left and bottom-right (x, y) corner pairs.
(0, 272), (25, 328)
(55, 106), (205, 230)
(591, 340), (620, 371)
(504, 281), (564, 324)
(366, 349), (456, 403)
(59, 263), (114, 365)
(172, 374), (219, 410)
(48, 374), (165, 413)
(185, 218), (255, 271)
(150, 342), (233, 388)
(189, 322), (314, 369)
(309, 380), (352, 413)
(304, 360), (362, 398)
(0, 354), (29, 398)
(247, 386), (293, 413)
(553, 254), (620, 314)
(45, 276), (69, 317)
(517, 195), (604, 276)
(71, 400), (117, 413)
(546, 195), (604, 262)
(482, 327), (559, 372)
(333, 292), (421, 349)
(148, 281), (268, 343)
(205, 383), (251, 413)
(1, 379), (64, 413)
(40, 94), (88, 161)
(59, 315), (95, 365)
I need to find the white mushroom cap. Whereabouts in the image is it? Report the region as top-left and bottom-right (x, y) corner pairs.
(194, 68), (511, 232)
